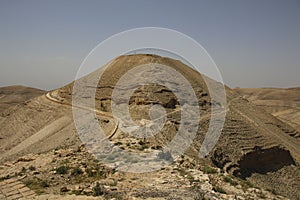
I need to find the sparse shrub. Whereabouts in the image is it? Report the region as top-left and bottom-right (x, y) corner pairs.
(223, 176), (231, 182)
(71, 167), (83, 176)
(87, 168), (103, 178)
(21, 167), (26, 173)
(56, 165), (68, 174)
(24, 178), (48, 192)
(93, 182), (104, 196)
(24, 179), (35, 188)
(176, 168), (188, 177)
(40, 180), (49, 188)
(203, 166), (218, 174)
(187, 174), (197, 184)
(223, 176), (238, 186)
(213, 186), (226, 194)
(86, 168), (96, 177)
(137, 145), (147, 151)
(0, 175), (10, 182)
(60, 159), (70, 165)
(29, 166), (36, 171)
(245, 180), (254, 188)
(240, 179), (254, 189)
(35, 189), (46, 195)
(104, 191), (123, 200)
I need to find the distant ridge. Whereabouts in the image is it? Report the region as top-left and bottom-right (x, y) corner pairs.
(0, 85), (45, 113)
(235, 87), (300, 133)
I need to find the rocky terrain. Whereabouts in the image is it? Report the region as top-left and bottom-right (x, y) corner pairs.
(0, 54), (299, 199)
(235, 87), (300, 133)
(0, 85), (44, 113)
(0, 146), (287, 200)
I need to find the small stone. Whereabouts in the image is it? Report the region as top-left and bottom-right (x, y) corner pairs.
(60, 186), (69, 193)
(83, 188), (93, 195)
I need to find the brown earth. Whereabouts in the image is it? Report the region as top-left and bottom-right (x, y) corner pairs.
(0, 146), (288, 200)
(234, 87), (300, 133)
(0, 54), (299, 199)
(0, 85), (45, 113)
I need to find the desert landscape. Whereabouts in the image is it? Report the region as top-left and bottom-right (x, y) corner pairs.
(235, 87), (300, 134)
(0, 54), (299, 200)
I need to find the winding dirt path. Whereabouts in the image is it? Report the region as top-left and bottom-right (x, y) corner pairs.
(45, 92), (119, 139)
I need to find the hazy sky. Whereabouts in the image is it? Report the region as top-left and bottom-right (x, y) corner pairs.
(0, 0), (299, 90)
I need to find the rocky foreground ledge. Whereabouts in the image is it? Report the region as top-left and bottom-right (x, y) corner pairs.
(0, 146), (287, 200)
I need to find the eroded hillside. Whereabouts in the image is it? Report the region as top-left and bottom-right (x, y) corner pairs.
(0, 55), (299, 199)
